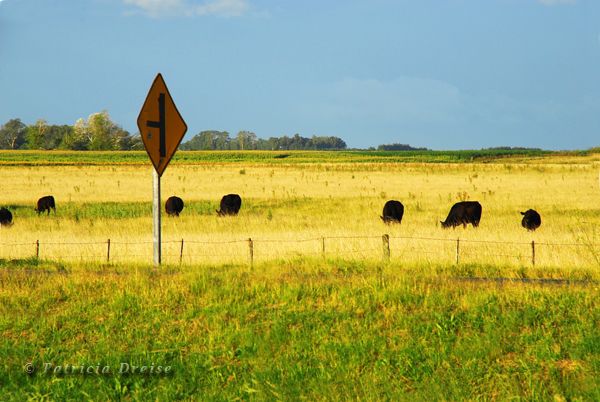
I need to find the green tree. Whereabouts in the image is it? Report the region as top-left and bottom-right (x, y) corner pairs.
(65, 111), (131, 151)
(26, 120), (76, 150)
(87, 111), (128, 150)
(0, 118), (27, 149)
(120, 134), (144, 150)
(181, 131), (348, 151)
(25, 119), (49, 149)
(377, 143), (428, 151)
(180, 131), (230, 150)
(60, 118), (89, 150)
(215, 132), (232, 150)
(310, 136), (347, 150)
(44, 125), (73, 149)
(236, 131), (258, 150)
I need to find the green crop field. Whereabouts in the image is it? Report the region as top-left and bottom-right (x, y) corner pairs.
(0, 150), (599, 400)
(0, 148), (575, 166)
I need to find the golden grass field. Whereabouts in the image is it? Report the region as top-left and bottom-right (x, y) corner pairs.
(1, 152), (600, 273)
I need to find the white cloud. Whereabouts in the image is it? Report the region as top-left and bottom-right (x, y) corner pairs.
(124, 0), (249, 17)
(537, 0), (577, 5)
(193, 0), (248, 16)
(124, 0), (185, 16)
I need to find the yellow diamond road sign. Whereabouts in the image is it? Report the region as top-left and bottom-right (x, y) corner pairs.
(137, 73), (187, 177)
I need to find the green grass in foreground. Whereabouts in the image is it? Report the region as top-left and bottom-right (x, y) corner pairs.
(0, 258), (598, 400)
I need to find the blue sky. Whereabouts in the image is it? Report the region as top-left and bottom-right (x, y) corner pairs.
(0, 0), (599, 149)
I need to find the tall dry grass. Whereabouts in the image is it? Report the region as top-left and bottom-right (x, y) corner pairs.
(0, 159), (599, 270)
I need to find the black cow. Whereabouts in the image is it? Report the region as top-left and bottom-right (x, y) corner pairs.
(441, 201), (482, 228)
(521, 209), (541, 231)
(217, 194), (242, 216)
(35, 195), (56, 215)
(165, 196), (184, 217)
(380, 200), (404, 224)
(0, 208), (13, 226)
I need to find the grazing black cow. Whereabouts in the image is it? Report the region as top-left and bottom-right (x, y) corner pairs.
(441, 201), (482, 228)
(165, 196), (184, 217)
(35, 195), (56, 215)
(380, 200), (404, 224)
(521, 209), (541, 231)
(216, 194), (242, 216)
(0, 208), (13, 226)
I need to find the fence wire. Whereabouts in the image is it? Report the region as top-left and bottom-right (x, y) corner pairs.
(0, 235), (598, 267)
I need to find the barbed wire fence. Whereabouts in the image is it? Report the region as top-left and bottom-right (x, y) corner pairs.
(0, 234), (598, 268)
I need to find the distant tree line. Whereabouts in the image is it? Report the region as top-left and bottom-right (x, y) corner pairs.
(180, 131), (347, 150)
(0, 112), (142, 150)
(377, 143), (429, 151)
(8, 115), (524, 152)
(0, 117), (348, 151)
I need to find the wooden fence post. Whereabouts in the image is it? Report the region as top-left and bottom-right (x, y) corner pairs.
(180, 238), (184, 265)
(382, 234), (390, 262)
(106, 239), (111, 263)
(248, 238), (254, 268)
(36, 240), (40, 259)
(456, 238), (460, 265)
(321, 237), (325, 258)
(531, 240), (535, 267)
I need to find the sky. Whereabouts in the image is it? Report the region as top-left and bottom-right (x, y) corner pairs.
(0, 0), (599, 150)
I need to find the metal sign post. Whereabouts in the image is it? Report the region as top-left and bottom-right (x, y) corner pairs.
(137, 73), (187, 266)
(153, 169), (161, 265)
